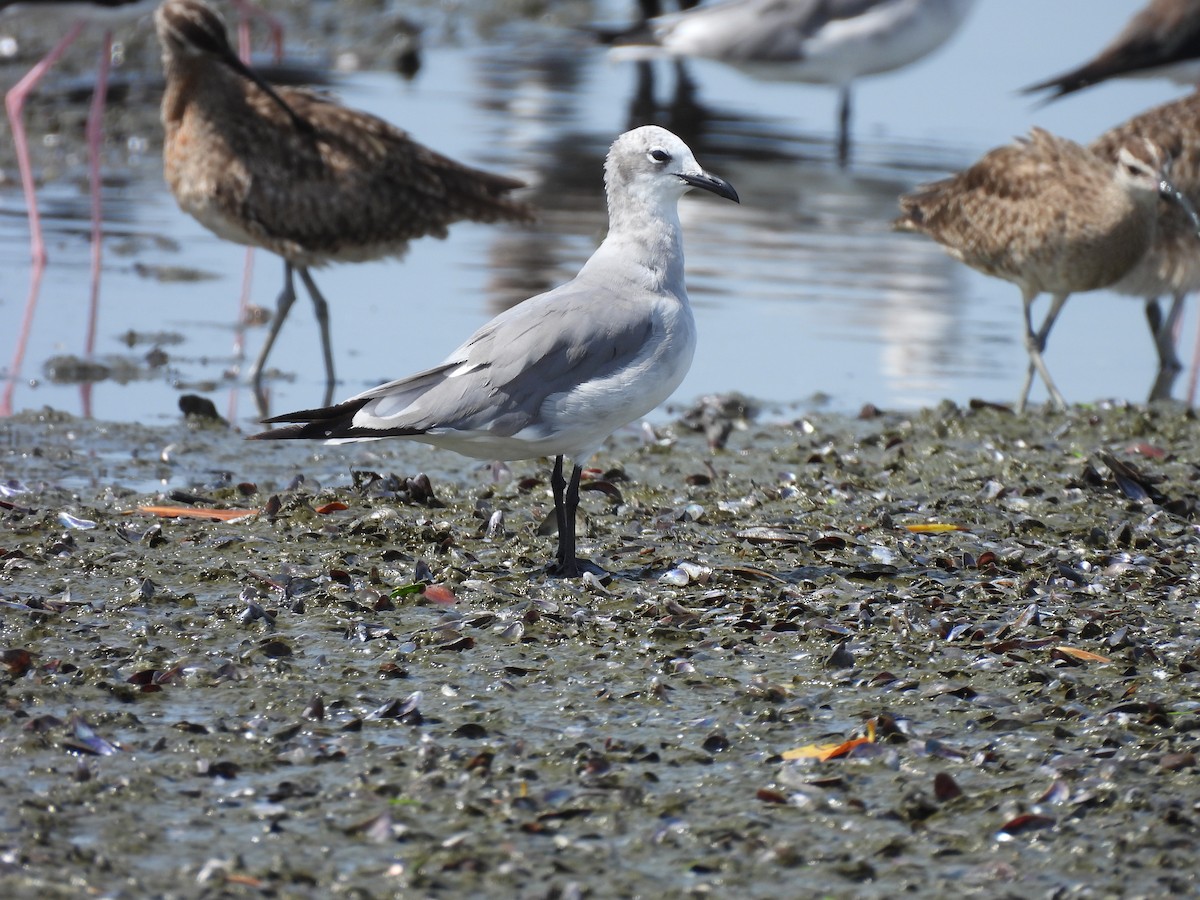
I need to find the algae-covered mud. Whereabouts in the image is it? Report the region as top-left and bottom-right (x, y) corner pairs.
(3, 402), (1200, 897)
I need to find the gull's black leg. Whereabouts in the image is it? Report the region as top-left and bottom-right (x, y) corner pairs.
(548, 457), (588, 578)
(550, 455), (569, 570)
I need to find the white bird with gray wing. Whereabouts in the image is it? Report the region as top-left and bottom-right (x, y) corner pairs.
(252, 125), (739, 578)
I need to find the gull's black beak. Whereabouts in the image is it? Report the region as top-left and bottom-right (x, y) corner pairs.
(679, 171), (740, 203)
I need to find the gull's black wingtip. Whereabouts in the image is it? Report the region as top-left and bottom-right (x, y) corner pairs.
(247, 422), (310, 441)
(246, 396), (372, 441)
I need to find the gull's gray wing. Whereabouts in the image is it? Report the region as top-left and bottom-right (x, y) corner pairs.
(255, 278), (657, 440)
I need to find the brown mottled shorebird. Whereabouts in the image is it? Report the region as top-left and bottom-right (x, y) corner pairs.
(894, 128), (1177, 411)
(1024, 0), (1200, 101)
(154, 0), (535, 408)
(1090, 90), (1200, 401)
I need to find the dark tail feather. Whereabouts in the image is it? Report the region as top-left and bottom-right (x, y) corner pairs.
(1020, 72), (1083, 103)
(1021, 54), (1131, 103)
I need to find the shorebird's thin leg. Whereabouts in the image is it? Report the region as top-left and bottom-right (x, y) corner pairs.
(1147, 293), (1185, 402)
(5, 22), (86, 266)
(248, 261), (299, 402)
(1164, 292), (1186, 352)
(296, 266), (335, 405)
(1148, 293), (1185, 373)
(836, 86), (851, 168)
(1019, 291), (1068, 412)
(1145, 296), (1165, 345)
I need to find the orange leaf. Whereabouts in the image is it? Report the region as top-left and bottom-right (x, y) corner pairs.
(904, 523), (965, 534)
(315, 501), (349, 514)
(781, 719), (877, 762)
(224, 875), (265, 888)
(818, 735), (874, 761)
(1053, 645), (1113, 664)
(781, 742), (844, 761)
(134, 505), (259, 521)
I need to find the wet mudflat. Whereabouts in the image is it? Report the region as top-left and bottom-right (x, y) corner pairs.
(3, 401), (1200, 897)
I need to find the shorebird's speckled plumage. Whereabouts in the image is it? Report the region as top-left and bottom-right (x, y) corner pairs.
(155, 0), (534, 404)
(895, 127), (1172, 410)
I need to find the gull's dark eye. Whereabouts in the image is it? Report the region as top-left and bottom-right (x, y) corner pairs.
(649, 149), (670, 164)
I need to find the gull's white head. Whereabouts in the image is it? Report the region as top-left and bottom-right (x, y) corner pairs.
(604, 126), (739, 221)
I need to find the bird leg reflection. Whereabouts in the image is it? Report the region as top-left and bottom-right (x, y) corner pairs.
(837, 85), (851, 168)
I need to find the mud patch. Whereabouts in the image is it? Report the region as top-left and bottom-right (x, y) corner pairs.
(2, 401), (1200, 896)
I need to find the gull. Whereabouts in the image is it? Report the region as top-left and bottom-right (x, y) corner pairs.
(154, 0), (534, 410)
(610, 0), (975, 166)
(251, 125), (739, 577)
(894, 128), (1179, 411)
(1024, 0), (1200, 102)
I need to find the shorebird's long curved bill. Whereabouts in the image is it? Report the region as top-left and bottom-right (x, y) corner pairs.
(213, 38), (309, 132)
(1161, 177), (1200, 238)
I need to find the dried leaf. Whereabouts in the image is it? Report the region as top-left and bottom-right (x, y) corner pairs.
(781, 742), (844, 761)
(903, 523), (965, 534)
(817, 735), (874, 761)
(781, 719), (877, 761)
(134, 505), (259, 521)
(315, 501), (349, 514)
(1052, 645), (1113, 664)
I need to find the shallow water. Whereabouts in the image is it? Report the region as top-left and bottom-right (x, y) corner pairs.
(0, 0), (1195, 428)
